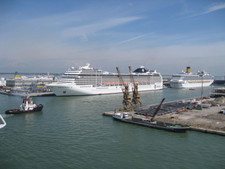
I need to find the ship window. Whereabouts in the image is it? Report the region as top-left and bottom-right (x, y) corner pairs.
(63, 91), (66, 94)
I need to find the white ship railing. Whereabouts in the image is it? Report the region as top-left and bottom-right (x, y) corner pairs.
(0, 114), (6, 129)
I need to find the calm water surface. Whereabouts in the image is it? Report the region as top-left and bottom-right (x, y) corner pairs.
(0, 86), (225, 169)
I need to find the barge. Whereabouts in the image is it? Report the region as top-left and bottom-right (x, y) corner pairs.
(112, 112), (188, 133)
(104, 97), (225, 136)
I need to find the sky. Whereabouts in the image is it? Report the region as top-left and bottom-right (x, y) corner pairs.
(0, 0), (225, 75)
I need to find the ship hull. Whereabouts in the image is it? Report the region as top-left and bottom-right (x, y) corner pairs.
(5, 104), (43, 114)
(47, 83), (163, 96)
(170, 80), (214, 88)
(46, 63), (163, 96)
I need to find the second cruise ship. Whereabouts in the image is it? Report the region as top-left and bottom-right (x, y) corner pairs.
(170, 67), (214, 88)
(47, 63), (163, 96)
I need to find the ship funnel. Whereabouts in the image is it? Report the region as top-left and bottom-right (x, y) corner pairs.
(186, 67), (191, 73)
(14, 72), (21, 79)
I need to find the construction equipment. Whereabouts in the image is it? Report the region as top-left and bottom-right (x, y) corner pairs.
(151, 98), (165, 121)
(116, 67), (132, 110)
(129, 66), (142, 107)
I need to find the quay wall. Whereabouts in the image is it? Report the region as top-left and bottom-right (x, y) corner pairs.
(154, 105), (225, 135)
(104, 98), (225, 136)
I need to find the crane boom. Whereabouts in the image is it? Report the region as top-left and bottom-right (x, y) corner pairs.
(128, 66), (135, 86)
(151, 98), (165, 121)
(116, 67), (125, 87)
(116, 66), (132, 110)
(129, 66), (142, 107)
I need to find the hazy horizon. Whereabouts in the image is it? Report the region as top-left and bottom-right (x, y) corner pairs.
(1, 0), (225, 76)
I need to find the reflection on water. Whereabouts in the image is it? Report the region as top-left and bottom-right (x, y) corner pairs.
(0, 85), (224, 169)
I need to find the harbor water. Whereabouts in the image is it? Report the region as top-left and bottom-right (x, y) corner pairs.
(0, 86), (225, 169)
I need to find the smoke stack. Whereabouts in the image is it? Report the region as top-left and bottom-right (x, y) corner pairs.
(186, 67), (191, 73)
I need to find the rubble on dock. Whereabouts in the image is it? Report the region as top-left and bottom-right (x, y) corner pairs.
(152, 97), (225, 135)
(103, 97), (225, 135)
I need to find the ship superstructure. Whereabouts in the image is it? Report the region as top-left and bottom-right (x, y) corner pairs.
(170, 67), (214, 88)
(47, 63), (163, 96)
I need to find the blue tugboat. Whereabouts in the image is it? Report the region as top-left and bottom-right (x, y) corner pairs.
(5, 97), (43, 114)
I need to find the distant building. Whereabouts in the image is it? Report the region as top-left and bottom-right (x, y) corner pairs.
(0, 77), (6, 87)
(6, 73), (56, 88)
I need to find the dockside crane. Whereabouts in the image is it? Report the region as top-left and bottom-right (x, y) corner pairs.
(116, 67), (132, 110)
(151, 98), (165, 122)
(129, 66), (142, 107)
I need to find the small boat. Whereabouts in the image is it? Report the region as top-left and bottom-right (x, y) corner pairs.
(0, 114), (6, 129)
(5, 97), (43, 114)
(113, 112), (132, 120)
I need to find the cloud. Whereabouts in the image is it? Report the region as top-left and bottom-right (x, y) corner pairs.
(96, 41), (225, 74)
(26, 11), (83, 27)
(62, 16), (142, 40)
(191, 3), (225, 17)
(203, 3), (225, 14)
(118, 34), (146, 45)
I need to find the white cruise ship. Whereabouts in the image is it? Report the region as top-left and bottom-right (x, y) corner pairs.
(47, 63), (163, 96)
(170, 67), (214, 88)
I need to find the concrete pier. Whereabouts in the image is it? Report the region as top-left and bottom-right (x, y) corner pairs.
(103, 98), (225, 136)
(154, 105), (225, 135)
